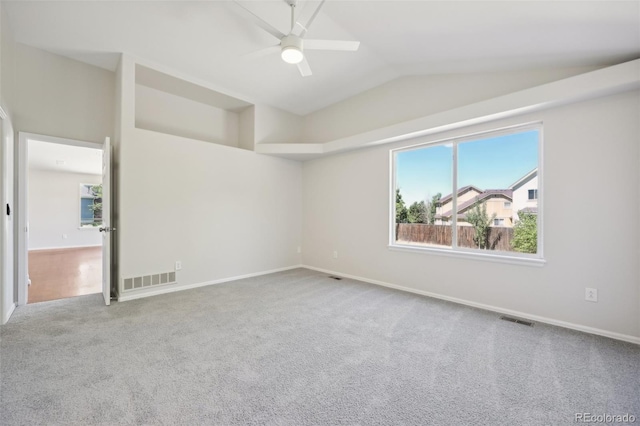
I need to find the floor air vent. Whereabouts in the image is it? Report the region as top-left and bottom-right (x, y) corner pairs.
(500, 316), (534, 327)
(122, 271), (176, 291)
(328, 276), (343, 280)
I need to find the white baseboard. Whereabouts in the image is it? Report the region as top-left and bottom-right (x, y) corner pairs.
(118, 265), (304, 302)
(29, 244), (102, 252)
(2, 303), (16, 325)
(302, 265), (640, 345)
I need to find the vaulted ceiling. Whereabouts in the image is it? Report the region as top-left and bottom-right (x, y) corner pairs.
(4, 1), (639, 115)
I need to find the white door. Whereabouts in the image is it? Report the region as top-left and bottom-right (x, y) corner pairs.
(100, 137), (112, 306)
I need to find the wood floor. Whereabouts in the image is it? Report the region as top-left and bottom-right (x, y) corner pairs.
(28, 247), (102, 304)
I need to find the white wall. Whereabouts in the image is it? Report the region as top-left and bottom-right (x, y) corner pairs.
(238, 106), (255, 151)
(302, 67), (600, 144)
(118, 128), (302, 290)
(12, 42), (114, 144)
(3, 42), (115, 312)
(28, 169), (102, 250)
(135, 84), (240, 147)
(254, 104), (303, 144)
(117, 57), (302, 296)
(0, 2), (15, 109)
(302, 90), (640, 340)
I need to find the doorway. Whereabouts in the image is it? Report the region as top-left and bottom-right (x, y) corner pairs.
(17, 133), (110, 305)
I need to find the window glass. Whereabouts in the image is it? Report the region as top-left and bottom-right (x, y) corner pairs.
(80, 183), (102, 227)
(395, 144), (452, 248)
(392, 125), (541, 258)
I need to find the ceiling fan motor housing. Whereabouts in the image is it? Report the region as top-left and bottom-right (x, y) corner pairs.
(281, 35), (304, 63)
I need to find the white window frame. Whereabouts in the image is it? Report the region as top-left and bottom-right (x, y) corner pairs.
(389, 122), (544, 266)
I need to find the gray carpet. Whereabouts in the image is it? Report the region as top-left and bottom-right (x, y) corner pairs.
(1, 268), (638, 425)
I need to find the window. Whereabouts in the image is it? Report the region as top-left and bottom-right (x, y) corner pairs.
(80, 183), (102, 227)
(392, 124), (541, 260)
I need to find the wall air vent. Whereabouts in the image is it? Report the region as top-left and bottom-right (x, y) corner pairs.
(122, 271), (176, 292)
(500, 315), (534, 327)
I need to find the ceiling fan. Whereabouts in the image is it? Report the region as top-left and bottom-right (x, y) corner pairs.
(233, 0), (360, 76)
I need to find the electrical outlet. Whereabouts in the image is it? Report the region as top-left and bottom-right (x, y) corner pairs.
(175, 261), (182, 271)
(297, 246), (301, 254)
(585, 288), (597, 302)
(62, 234), (68, 239)
(333, 250), (338, 259)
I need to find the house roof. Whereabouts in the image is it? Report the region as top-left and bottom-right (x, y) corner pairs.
(437, 185), (483, 206)
(436, 190), (513, 219)
(510, 168), (538, 191)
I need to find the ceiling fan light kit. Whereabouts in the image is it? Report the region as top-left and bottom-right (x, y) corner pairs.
(281, 35), (304, 64)
(234, 0), (360, 76)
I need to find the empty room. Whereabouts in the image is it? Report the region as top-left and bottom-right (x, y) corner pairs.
(0, 1), (638, 425)
(26, 138), (104, 304)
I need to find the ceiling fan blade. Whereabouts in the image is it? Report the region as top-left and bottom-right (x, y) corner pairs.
(305, 39), (360, 51)
(300, 0), (326, 38)
(297, 57), (312, 77)
(241, 45), (280, 59)
(233, 0), (286, 41)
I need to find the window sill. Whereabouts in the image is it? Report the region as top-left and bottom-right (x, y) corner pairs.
(388, 243), (546, 267)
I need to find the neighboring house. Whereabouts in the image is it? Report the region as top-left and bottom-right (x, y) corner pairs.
(433, 168), (538, 227)
(436, 185), (482, 216)
(435, 188), (513, 227)
(510, 168), (538, 222)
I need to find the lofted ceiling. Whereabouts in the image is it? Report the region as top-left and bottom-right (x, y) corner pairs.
(3, 1), (639, 116)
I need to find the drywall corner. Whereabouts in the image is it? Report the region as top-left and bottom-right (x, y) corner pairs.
(254, 104), (303, 144)
(239, 106), (255, 151)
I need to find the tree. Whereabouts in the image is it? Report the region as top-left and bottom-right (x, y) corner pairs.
(512, 212), (537, 253)
(465, 201), (495, 249)
(425, 193), (441, 224)
(408, 201), (428, 223)
(88, 184), (103, 221)
(395, 188), (408, 223)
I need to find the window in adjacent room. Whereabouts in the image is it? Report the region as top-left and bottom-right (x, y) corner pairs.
(392, 123), (542, 260)
(80, 183), (102, 227)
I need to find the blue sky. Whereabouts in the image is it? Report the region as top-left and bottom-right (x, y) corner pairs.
(396, 130), (538, 205)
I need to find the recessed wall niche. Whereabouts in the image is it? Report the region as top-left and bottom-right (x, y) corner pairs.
(134, 64), (254, 150)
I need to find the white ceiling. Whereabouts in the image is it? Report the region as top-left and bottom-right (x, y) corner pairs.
(28, 140), (102, 176)
(4, 1), (639, 115)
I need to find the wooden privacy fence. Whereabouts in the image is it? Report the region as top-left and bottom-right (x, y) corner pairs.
(396, 223), (515, 252)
